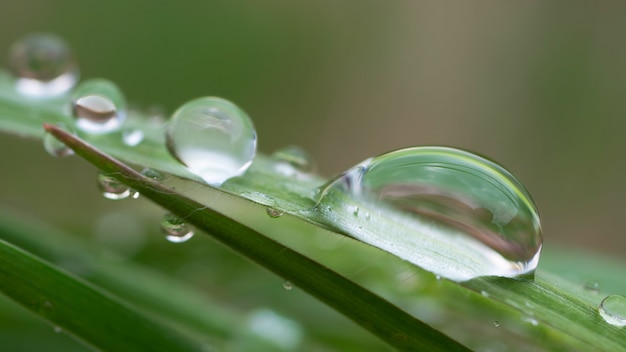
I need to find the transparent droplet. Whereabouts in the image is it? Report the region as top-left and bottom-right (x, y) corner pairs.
(7, 33), (78, 97)
(43, 124), (74, 157)
(272, 145), (316, 176)
(493, 321), (500, 328)
(97, 171), (131, 200)
(141, 168), (165, 181)
(122, 129), (144, 146)
(599, 295), (626, 327)
(72, 79), (126, 134)
(522, 316), (539, 326)
(267, 208), (284, 218)
(161, 213), (194, 243)
(165, 97), (257, 186)
(584, 280), (600, 293)
(282, 281), (293, 290)
(317, 146), (542, 282)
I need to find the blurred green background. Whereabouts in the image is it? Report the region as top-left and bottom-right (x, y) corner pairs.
(1, 1), (625, 260)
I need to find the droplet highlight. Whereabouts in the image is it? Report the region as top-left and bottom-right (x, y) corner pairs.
(165, 97), (257, 186)
(599, 295), (626, 327)
(7, 33), (78, 97)
(122, 129), (144, 146)
(72, 79), (126, 134)
(584, 280), (600, 293)
(282, 281), (293, 290)
(161, 213), (194, 243)
(317, 146), (542, 282)
(266, 208), (284, 218)
(272, 145), (316, 176)
(97, 171), (131, 200)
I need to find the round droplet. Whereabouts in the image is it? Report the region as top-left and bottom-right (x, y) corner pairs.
(584, 280), (600, 293)
(97, 171), (131, 200)
(493, 321), (500, 328)
(272, 145), (316, 176)
(599, 295), (626, 327)
(317, 147), (542, 282)
(282, 281), (293, 290)
(161, 213), (194, 243)
(122, 129), (144, 146)
(43, 124), (74, 157)
(266, 208), (284, 218)
(72, 79), (126, 134)
(165, 97), (257, 186)
(7, 33), (78, 97)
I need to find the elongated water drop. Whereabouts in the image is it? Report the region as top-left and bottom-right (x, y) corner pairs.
(43, 124), (74, 157)
(7, 33), (78, 97)
(599, 295), (626, 327)
(161, 213), (194, 243)
(97, 171), (131, 200)
(272, 145), (316, 176)
(72, 79), (126, 134)
(317, 146), (542, 281)
(165, 97), (257, 186)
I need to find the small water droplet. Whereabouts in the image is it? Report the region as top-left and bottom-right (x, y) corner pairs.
(166, 97), (257, 186)
(267, 208), (284, 218)
(97, 171), (131, 200)
(584, 280), (600, 293)
(72, 79), (126, 134)
(43, 124), (74, 157)
(122, 129), (144, 146)
(317, 146), (542, 282)
(161, 213), (194, 243)
(282, 281), (293, 290)
(481, 290), (490, 297)
(493, 321), (500, 328)
(141, 168), (165, 181)
(54, 326), (63, 333)
(522, 316), (539, 326)
(272, 145), (316, 176)
(7, 33), (78, 97)
(599, 294), (626, 327)
(352, 206), (360, 216)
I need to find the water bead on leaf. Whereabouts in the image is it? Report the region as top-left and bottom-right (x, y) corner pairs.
(317, 146), (543, 282)
(160, 213), (194, 243)
(7, 33), (78, 97)
(599, 295), (626, 327)
(43, 123), (75, 157)
(272, 145), (316, 176)
(165, 97), (257, 186)
(71, 79), (126, 134)
(97, 171), (132, 200)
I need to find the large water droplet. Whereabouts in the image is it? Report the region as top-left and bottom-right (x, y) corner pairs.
(165, 97), (257, 186)
(72, 79), (126, 134)
(599, 295), (626, 327)
(7, 33), (78, 97)
(272, 145), (316, 176)
(161, 213), (194, 243)
(43, 124), (74, 157)
(317, 146), (542, 281)
(97, 171), (131, 200)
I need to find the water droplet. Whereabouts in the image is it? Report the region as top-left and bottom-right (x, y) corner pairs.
(161, 213), (194, 243)
(54, 326), (63, 333)
(72, 79), (126, 134)
(481, 290), (490, 297)
(267, 208), (284, 218)
(122, 129), (144, 146)
(282, 281), (293, 290)
(141, 168), (165, 181)
(43, 124), (74, 157)
(165, 97), (256, 186)
(599, 295), (626, 327)
(7, 33), (78, 97)
(584, 280), (600, 293)
(97, 171), (131, 200)
(247, 308), (303, 349)
(522, 316), (539, 326)
(272, 145), (316, 176)
(493, 321), (500, 328)
(317, 146), (542, 281)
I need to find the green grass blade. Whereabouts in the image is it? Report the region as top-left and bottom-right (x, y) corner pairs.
(0, 238), (208, 351)
(44, 124), (471, 352)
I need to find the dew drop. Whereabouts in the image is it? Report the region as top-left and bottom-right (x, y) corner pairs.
(97, 171), (131, 200)
(71, 79), (126, 134)
(584, 280), (600, 293)
(282, 281), (293, 290)
(599, 295), (626, 327)
(493, 321), (500, 328)
(272, 145), (316, 176)
(7, 33), (78, 97)
(54, 326), (63, 333)
(317, 146), (542, 282)
(141, 168), (165, 181)
(43, 124), (74, 157)
(165, 97), (257, 186)
(267, 208), (284, 218)
(522, 316), (539, 326)
(122, 129), (144, 146)
(161, 213), (194, 243)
